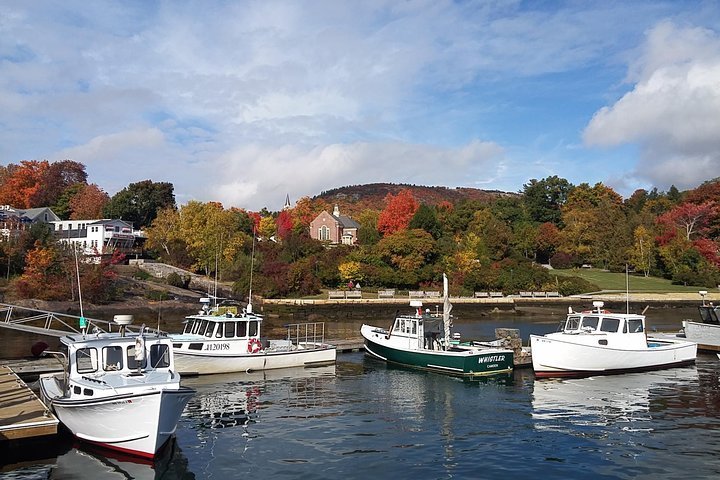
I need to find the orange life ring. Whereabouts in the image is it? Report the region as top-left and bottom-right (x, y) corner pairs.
(247, 338), (262, 354)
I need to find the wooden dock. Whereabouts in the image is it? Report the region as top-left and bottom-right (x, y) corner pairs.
(0, 365), (58, 441)
(333, 339), (364, 353)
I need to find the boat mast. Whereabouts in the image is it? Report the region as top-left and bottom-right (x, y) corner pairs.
(74, 246), (86, 335)
(442, 273), (452, 350)
(247, 227), (256, 314)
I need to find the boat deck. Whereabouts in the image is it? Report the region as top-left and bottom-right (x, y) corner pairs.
(0, 365), (58, 441)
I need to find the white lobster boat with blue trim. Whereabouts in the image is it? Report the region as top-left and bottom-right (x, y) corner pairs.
(171, 299), (336, 375)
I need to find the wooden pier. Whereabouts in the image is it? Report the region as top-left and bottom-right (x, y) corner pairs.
(0, 365), (58, 441)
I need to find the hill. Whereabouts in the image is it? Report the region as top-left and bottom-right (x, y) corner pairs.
(314, 183), (517, 215)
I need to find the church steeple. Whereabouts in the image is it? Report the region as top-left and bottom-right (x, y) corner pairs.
(283, 194), (291, 210)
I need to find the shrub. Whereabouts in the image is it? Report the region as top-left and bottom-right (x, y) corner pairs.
(556, 276), (600, 296)
(166, 272), (190, 289)
(549, 252), (578, 269)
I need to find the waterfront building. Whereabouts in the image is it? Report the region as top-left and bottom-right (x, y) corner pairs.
(0, 205), (60, 240)
(52, 219), (145, 259)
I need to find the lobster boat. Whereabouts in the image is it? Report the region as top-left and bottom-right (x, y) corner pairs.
(38, 315), (194, 459)
(170, 299), (336, 375)
(361, 275), (514, 377)
(530, 301), (697, 378)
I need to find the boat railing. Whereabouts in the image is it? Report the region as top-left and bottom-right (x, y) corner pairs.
(285, 322), (327, 349)
(0, 302), (157, 336)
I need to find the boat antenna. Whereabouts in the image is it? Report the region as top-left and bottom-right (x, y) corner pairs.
(247, 227), (256, 314)
(625, 263), (630, 314)
(442, 273), (452, 351)
(74, 246), (87, 335)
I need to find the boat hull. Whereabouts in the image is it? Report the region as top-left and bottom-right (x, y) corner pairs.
(683, 321), (720, 351)
(173, 345), (337, 375)
(361, 325), (513, 377)
(530, 334), (697, 378)
(40, 378), (194, 459)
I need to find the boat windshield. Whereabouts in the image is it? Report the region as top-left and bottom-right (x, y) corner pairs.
(599, 318), (620, 332)
(625, 318), (644, 333)
(150, 344), (170, 368)
(565, 316), (581, 331)
(103, 346), (124, 371)
(580, 317), (599, 331)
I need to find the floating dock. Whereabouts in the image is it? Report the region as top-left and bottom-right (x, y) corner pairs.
(0, 365), (58, 441)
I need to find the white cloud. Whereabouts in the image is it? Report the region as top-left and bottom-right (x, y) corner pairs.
(583, 22), (720, 190)
(202, 140), (505, 210)
(2, 2), (720, 209)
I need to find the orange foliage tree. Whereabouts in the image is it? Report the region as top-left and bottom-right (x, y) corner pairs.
(69, 184), (110, 219)
(377, 189), (419, 236)
(0, 160), (87, 209)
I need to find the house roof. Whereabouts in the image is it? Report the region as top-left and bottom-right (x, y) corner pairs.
(333, 214), (359, 229)
(0, 206), (59, 223)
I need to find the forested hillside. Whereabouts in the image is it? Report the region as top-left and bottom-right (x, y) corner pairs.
(1, 159), (719, 303)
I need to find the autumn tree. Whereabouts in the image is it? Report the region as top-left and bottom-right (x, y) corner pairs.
(0, 161), (49, 208)
(656, 201), (718, 243)
(377, 189), (419, 236)
(376, 229), (436, 275)
(69, 184), (110, 219)
(560, 183), (630, 269)
(176, 201), (248, 276)
(535, 222), (560, 264)
(258, 216), (276, 239)
(104, 180), (175, 228)
(36, 160), (88, 208)
(0, 160), (87, 209)
(629, 225), (655, 277)
(146, 207), (182, 260)
(276, 210), (293, 240)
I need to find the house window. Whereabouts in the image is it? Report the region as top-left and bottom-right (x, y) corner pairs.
(319, 225), (330, 241)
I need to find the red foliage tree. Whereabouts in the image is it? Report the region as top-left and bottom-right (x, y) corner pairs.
(69, 184), (110, 219)
(276, 210), (293, 240)
(377, 189), (419, 236)
(656, 201), (718, 245)
(693, 238), (720, 267)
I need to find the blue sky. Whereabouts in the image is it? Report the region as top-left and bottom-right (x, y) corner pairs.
(2, 1), (720, 210)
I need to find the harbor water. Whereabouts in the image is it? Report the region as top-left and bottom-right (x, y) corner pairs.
(2, 308), (720, 479)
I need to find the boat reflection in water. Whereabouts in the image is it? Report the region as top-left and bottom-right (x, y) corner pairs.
(49, 438), (193, 479)
(180, 365), (337, 437)
(531, 366), (699, 432)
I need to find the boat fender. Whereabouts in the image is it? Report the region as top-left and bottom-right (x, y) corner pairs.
(247, 338), (262, 354)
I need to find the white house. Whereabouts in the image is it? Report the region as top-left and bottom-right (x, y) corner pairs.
(53, 219), (143, 258)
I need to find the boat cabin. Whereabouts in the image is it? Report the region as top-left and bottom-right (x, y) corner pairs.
(561, 303), (645, 339)
(391, 301), (444, 350)
(181, 315), (261, 340)
(698, 305), (720, 325)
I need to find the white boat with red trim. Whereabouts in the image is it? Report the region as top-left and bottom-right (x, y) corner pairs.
(171, 299), (336, 375)
(38, 315), (194, 459)
(530, 301), (697, 378)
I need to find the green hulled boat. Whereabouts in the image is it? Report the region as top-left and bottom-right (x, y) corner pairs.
(360, 275), (513, 377)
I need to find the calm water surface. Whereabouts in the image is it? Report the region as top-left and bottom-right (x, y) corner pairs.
(2, 310), (720, 479)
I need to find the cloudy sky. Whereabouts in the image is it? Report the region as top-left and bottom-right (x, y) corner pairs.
(2, 1), (720, 211)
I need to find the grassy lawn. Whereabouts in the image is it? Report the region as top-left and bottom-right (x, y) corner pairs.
(551, 268), (710, 293)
